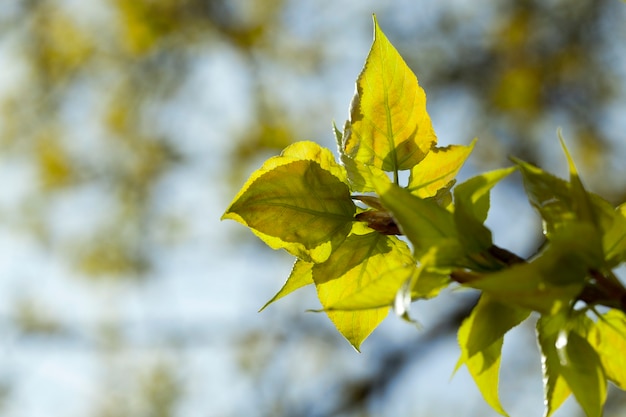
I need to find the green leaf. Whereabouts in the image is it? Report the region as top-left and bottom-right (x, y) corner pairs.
(340, 139), (390, 192)
(536, 315), (573, 417)
(408, 140), (475, 198)
(537, 312), (606, 417)
(325, 239), (414, 311)
(332, 120), (343, 151)
(259, 259), (313, 311)
(343, 15), (437, 181)
(512, 157), (575, 237)
(281, 140), (350, 183)
(513, 156), (606, 268)
(312, 230), (413, 350)
(410, 268), (451, 299)
(392, 247), (438, 324)
(459, 230), (589, 314)
(454, 167), (517, 225)
(373, 178), (464, 266)
(588, 309), (626, 389)
(463, 296), (531, 358)
(223, 142), (355, 263)
(602, 203), (626, 267)
(456, 296), (529, 416)
(453, 167), (517, 269)
(560, 137), (595, 224)
(558, 331), (607, 417)
(513, 142), (610, 257)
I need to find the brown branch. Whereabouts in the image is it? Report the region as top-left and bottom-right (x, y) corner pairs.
(580, 269), (626, 312)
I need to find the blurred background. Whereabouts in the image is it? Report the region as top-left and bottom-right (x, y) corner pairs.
(0, 0), (625, 416)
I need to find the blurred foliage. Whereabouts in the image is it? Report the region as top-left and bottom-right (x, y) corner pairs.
(0, 0), (624, 416)
(94, 357), (183, 417)
(13, 297), (65, 336)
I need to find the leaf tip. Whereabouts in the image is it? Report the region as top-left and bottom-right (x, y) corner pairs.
(558, 129), (577, 175)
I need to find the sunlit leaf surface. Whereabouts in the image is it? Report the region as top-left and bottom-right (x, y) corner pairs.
(588, 309), (626, 390)
(408, 140), (475, 197)
(374, 179), (463, 266)
(343, 16), (437, 177)
(537, 315), (573, 417)
(312, 230), (413, 350)
(459, 228), (592, 314)
(260, 259), (314, 311)
(223, 143), (355, 263)
(456, 296), (530, 416)
(453, 167), (516, 268)
(559, 331), (607, 417)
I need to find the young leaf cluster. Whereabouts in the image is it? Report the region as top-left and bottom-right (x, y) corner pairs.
(222, 16), (626, 417)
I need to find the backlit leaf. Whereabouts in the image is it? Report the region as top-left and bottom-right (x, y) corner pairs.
(410, 268), (451, 299)
(223, 142), (355, 263)
(392, 249), (437, 324)
(537, 315), (573, 417)
(408, 140), (475, 198)
(513, 157), (575, 237)
(537, 312), (604, 417)
(588, 309), (626, 389)
(461, 296), (531, 358)
(454, 167), (517, 225)
(259, 259), (313, 312)
(453, 167), (517, 269)
(343, 16), (437, 179)
(456, 296), (528, 416)
(558, 331), (607, 417)
(458, 229), (589, 314)
(374, 178), (463, 266)
(465, 339), (507, 416)
(514, 155), (607, 268)
(312, 231), (412, 350)
(560, 136), (596, 227)
(340, 133), (390, 192)
(281, 141), (349, 183)
(325, 237), (413, 311)
(602, 203), (626, 267)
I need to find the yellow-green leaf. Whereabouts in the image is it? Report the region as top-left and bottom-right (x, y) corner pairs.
(602, 203), (626, 267)
(392, 248), (438, 323)
(453, 167), (517, 269)
(281, 140), (349, 184)
(343, 15), (437, 178)
(223, 142), (355, 263)
(410, 269), (451, 299)
(408, 140), (475, 198)
(462, 296), (531, 358)
(536, 311), (604, 417)
(459, 230), (589, 314)
(558, 331), (607, 417)
(537, 315), (572, 417)
(512, 156), (608, 268)
(512, 157), (575, 237)
(259, 259), (313, 311)
(312, 231), (410, 350)
(456, 296), (528, 416)
(454, 166), (517, 225)
(588, 309), (626, 389)
(374, 178), (463, 267)
(560, 136), (597, 227)
(323, 236), (414, 311)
